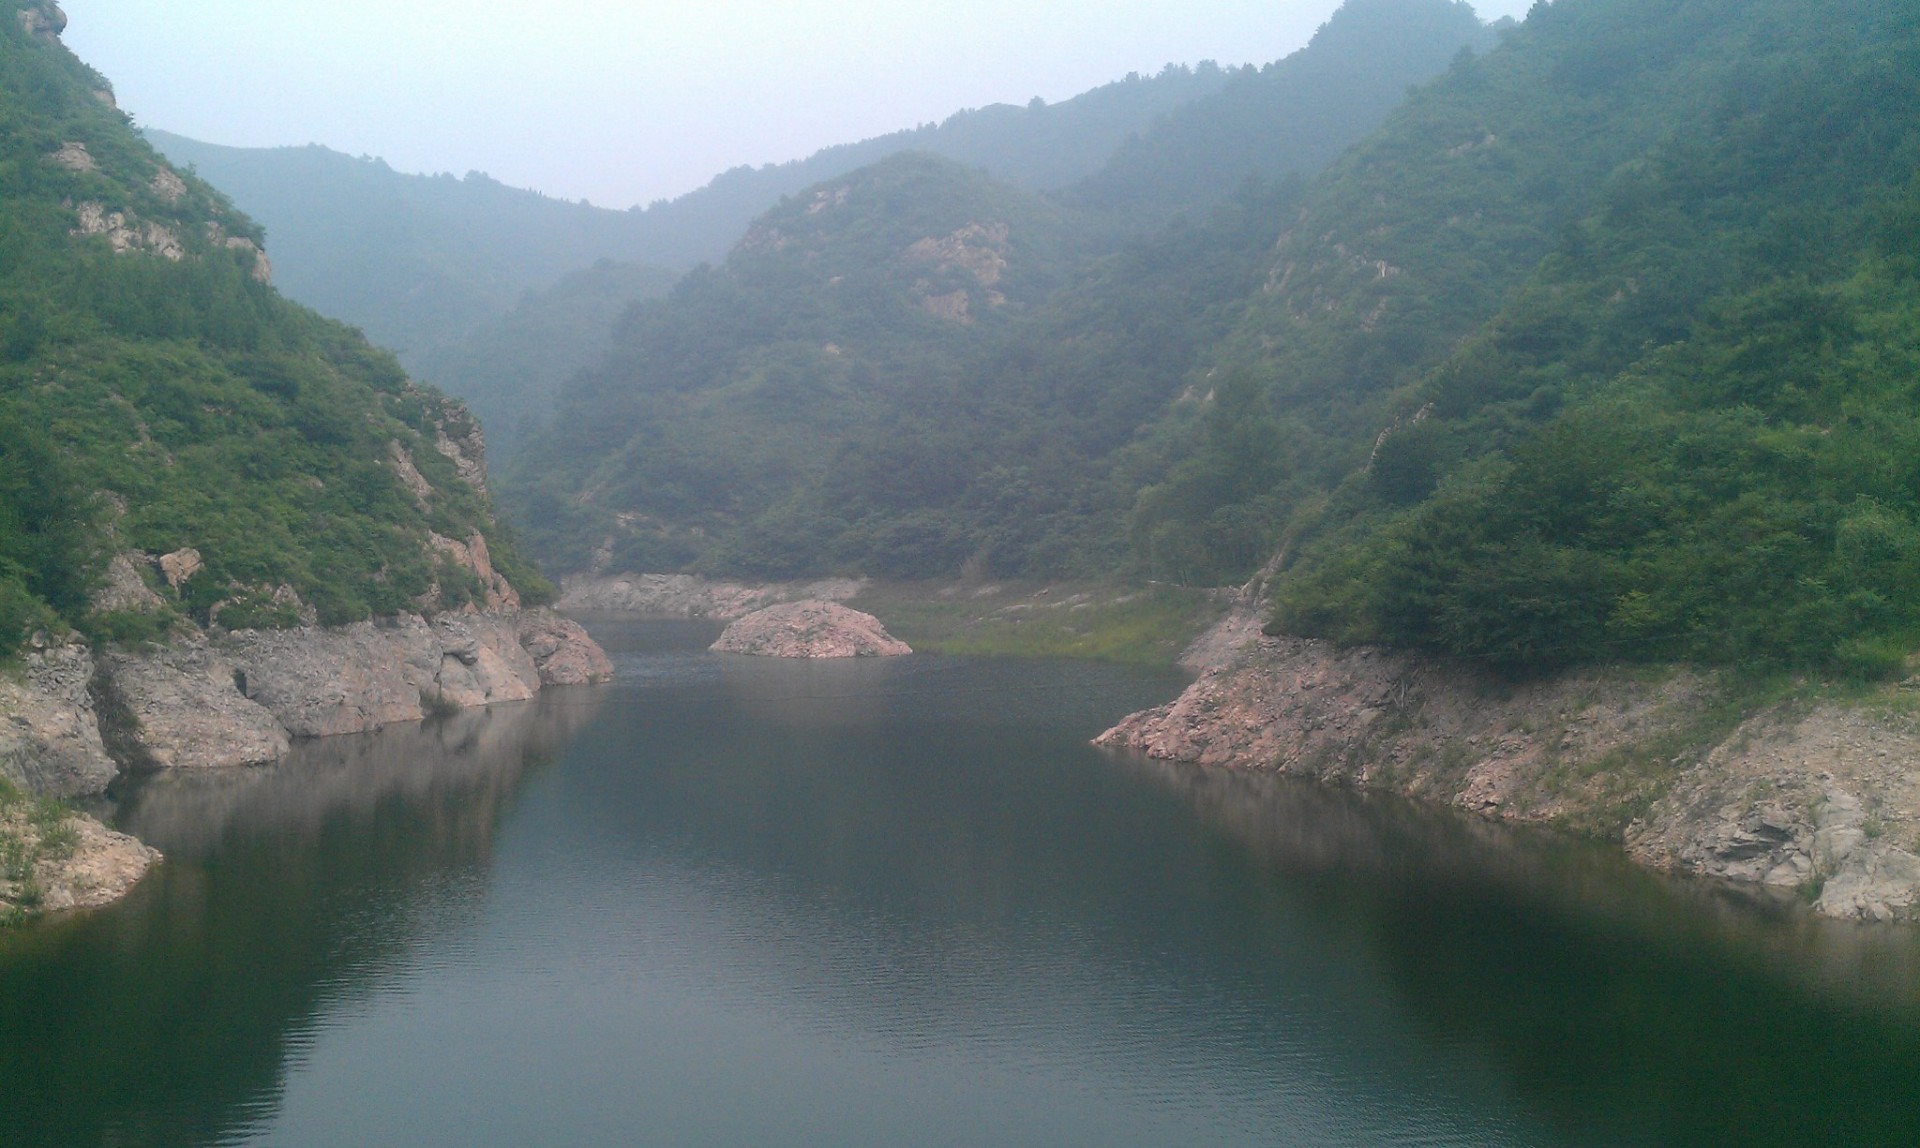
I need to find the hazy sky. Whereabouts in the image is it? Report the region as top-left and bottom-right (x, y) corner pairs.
(63, 0), (1533, 209)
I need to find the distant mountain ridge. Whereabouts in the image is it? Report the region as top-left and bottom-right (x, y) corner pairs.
(142, 65), (1232, 394)
(501, 0), (1501, 581)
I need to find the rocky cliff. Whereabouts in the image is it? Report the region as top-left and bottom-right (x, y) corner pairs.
(1098, 610), (1920, 923)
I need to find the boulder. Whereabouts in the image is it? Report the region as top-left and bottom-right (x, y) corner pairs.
(517, 610), (615, 684)
(710, 600), (911, 658)
(158, 547), (203, 591)
(92, 553), (166, 615)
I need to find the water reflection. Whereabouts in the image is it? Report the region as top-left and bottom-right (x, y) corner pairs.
(7, 633), (1920, 1147)
(1129, 759), (1920, 1145)
(0, 691), (603, 1148)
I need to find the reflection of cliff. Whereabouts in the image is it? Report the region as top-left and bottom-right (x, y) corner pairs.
(1129, 759), (1920, 1146)
(0, 690), (603, 1148)
(119, 689), (605, 858)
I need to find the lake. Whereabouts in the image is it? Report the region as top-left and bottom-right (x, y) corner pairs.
(4, 618), (1920, 1146)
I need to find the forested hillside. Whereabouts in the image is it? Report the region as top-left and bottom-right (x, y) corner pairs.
(1070, 0), (1501, 220)
(142, 68), (1226, 389)
(0, 9), (542, 651)
(503, 0), (1493, 581)
(144, 130), (677, 381)
(1196, 0), (1920, 675)
(508, 0), (1920, 681)
(414, 260), (678, 452)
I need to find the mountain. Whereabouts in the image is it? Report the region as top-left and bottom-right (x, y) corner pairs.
(141, 130), (675, 372)
(502, 0), (1498, 582)
(508, 0), (1920, 682)
(409, 260), (679, 453)
(140, 67), (1229, 385)
(0, 6), (544, 650)
(1070, 0), (1503, 220)
(1137, 0), (1920, 675)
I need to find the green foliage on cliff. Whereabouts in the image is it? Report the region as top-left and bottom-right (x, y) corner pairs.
(1243, 0), (1920, 673)
(0, 18), (540, 649)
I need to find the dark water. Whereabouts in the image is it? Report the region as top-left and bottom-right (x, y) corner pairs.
(5, 620), (1920, 1147)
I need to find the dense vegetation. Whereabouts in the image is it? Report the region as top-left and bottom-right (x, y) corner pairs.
(505, 0), (1920, 680)
(504, 0), (1489, 582)
(1232, 0), (1920, 675)
(0, 16), (540, 652)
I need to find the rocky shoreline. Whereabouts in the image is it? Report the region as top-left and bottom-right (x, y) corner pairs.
(558, 572), (867, 619)
(1098, 607), (1920, 923)
(0, 606), (611, 921)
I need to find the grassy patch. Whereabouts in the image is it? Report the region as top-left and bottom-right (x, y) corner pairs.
(0, 777), (77, 925)
(851, 581), (1229, 667)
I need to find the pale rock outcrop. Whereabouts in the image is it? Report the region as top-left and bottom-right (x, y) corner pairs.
(97, 642), (289, 769)
(427, 615), (541, 710)
(158, 546), (203, 591)
(16, 1), (65, 41)
(517, 610), (615, 684)
(1100, 628), (1920, 923)
(429, 532), (520, 612)
(149, 169), (188, 203)
(0, 808), (157, 915)
(32, 816), (159, 912)
(0, 640), (117, 797)
(73, 202), (185, 260)
(50, 141), (94, 172)
(711, 600), (911, 658)
(1628, 706), (1920, 923)
(388, 441), (433, 507)
(559, 572), (866, 618)
(203, 223), (273, 284)
(217, 613), (543, 739)
(225, 236), (272, 284)
(434, 426), (487, 497)
(93, 553), (165, 615)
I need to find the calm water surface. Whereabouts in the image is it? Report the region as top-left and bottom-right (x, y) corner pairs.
(5, 618), (1920, 1146)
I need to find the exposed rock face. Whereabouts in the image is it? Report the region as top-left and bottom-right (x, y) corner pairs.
(434, 425), (487, 497)
(97, 642), (289, 769)
(157, 546), (203, 591)
(429, 531), (521, 612)
(1629, 706), (1920, 923)
(1098, 626), (1920, 923)
(517, 610), (615, 685)
(217, 613), (541, 739)
(0, 808), (157, 915)
(559, 572), (866, 619)
(73, 201), (185, 260)
(50, 141), (94, 172)
(16, 2), (66, 40)
(224, 236), (272, 284)
(93, 553), (166, 615)
(711, 600), (911, 658)
(0, 641), (117, 798)
(33, 815), (159, 912)
(150, 168), (187, 202)
(388, 441), (433, 507)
